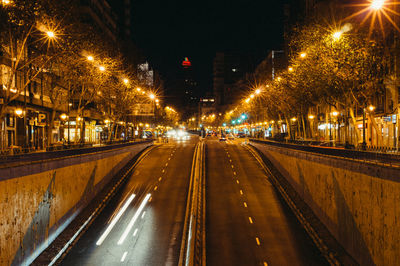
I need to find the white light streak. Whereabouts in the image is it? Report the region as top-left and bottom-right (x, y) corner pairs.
(118, 194), (151, 245)
(96, 194), (136, 246)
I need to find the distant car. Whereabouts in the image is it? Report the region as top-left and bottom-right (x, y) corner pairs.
(237, 133), (246, 138)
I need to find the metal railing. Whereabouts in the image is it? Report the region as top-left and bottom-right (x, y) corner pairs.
(250, 138), (400, 167)
(0, 139), (153, 166)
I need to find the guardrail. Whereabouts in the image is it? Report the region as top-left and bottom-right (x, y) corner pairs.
(179, 141), (206, 266)
(250, 138), (400, 167)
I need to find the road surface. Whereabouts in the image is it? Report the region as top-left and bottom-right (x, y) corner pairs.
(61, 137), (197, 265)
(206, 138), (328, 266)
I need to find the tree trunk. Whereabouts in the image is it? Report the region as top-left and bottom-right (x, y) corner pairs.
(349, 107), (361, 144)
(301, 115), (307, 139)
(47, 109), (56, 146)
(368, 113), (381, 147)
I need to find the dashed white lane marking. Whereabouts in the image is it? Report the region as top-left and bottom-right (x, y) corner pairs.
(264, 262), (268, 266)
(165, 163), (168, 167)
(121, 251), (128, 262)
(154, 186), (158, 191)
(256, 237), (261, 246)
(149, 197), (152, 203)
(141, 211), (146, 219)
(168, 157), (171, 160)
(244, 202), (247, 208)
(229, 159), (232, 162)
(249, 217), (253, 224)
(233, 171), (236, 175)
(231, 165), (234, 168)
(159, 177), (162, 181)
(133, 228), (138, 236)
(236, 180), (239, 184)
(162, 169), (165, 173)
(240, 190), (243, 195)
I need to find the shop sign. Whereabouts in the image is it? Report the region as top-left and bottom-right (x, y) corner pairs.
(383, 116), (391, 122)
(37, 113), (46, 127)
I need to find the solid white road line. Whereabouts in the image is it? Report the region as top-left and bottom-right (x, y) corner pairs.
(120, 251), (128, 262)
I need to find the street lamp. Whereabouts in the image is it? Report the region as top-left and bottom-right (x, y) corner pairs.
(15, 108), (23, 117)
(60, 113), (67, 120)
(370, 0), (384, 10)
(87, 55), (94, 61)
(46, 31), (55, 38)
(149, 93), (155, 100)
(99, 66), (105, 72)
(300, 52), (307, 58)
(288, 67), (294, 72)
(332, 31), (342, 40)
(255, 89), (261, 94)
(123, 78), (129, 84)
(368, 105), (375, 112)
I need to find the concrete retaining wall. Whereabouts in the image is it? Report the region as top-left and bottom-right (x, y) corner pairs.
(0, 141), (152, 266)
(251, 141), (400, 266)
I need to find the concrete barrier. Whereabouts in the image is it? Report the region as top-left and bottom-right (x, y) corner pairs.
(0, 141), (152, 266)
(251, 140), (400, 266)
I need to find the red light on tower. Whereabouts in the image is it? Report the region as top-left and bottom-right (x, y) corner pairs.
(182, 57), (191, 68)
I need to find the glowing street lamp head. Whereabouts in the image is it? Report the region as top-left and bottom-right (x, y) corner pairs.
(368, 105), (375, 111)
(288, 67), (294, 72)
(255, 89), (261, 94)
(245, 98), (250, 103)
(250, 94), (255, 99)
(99, 66), (105, 72)
(46, 31), (55, 38)
(60, 113), (67, 120)
(371, 0), (384, 10)
(300, 52), (307, 58)
(149, 93), (155, 100)
(332, 111), (339, 117)
(332, 31), (342, 40)
(15, 108), (23, 116)
(123, 78), (129, 84)
(87, 55), (94, 61)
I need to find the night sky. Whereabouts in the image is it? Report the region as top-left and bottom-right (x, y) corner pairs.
(130, 0), (284, 102)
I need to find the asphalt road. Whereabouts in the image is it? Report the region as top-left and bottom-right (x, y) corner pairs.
(206, 138), (328, 266)
(61, 136), (197, 266)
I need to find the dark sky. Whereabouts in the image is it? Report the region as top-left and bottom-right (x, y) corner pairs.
(130, 0), (284, 101)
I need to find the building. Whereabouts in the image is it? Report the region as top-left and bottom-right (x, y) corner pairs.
(213, 52), (255, 109)
(80, 0), (118, 43)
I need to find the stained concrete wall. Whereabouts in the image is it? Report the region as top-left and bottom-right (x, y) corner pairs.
(251, 141), (400, 266)
(0, 141), (152, 266)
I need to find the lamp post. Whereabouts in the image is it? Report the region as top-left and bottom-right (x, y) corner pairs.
(362, 107), (367, 150)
